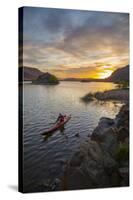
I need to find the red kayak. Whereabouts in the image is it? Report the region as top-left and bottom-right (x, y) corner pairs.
(42, 115), (71, 135)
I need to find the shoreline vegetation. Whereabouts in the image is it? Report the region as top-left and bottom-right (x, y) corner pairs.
(32, 72), (59, 85)
(81, 88), (129, 102)
(81, 78), (129, 103)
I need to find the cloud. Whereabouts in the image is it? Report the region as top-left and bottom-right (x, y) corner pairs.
(21, 7), (129, 78)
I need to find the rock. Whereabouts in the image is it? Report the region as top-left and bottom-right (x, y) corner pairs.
(116, 104), (129, 128)
(91, 126), (118, 156)
(91, 117), (115, 141)
(85, 96), (94, 102)
(100, 117), (114, 125)
(117, 127), (129, 142)
(81, 93), (94, 102)
(70, 151), (84, 167)
(118, 167), (129, 186)
(110, 171), (121, 186)
(102, 151), (118, 175)
(99, 128), (118, 156)
(66, 167), (96, 190)
(119, 167), (129, 178)
(65, 139), (121, 189)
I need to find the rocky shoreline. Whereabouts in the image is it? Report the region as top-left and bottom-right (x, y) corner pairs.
(81, 89), (129, 103)
(60, 103), (129, 190)
(39, 103), (129, 192)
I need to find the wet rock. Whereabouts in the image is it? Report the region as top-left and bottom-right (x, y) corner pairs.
(116, 104), (129, 128)
(81, 94), (94, 102)
(100, 117), (114, 125)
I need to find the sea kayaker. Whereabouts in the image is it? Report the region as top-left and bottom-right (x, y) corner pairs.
(56, 113), (65, 123)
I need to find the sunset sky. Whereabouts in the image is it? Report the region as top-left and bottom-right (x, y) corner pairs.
(22, 7), (129, 79)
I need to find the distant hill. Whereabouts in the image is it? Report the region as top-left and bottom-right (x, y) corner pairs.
(62, 78), (104, 82)
(19, 65), (129, 83)
(19, 66), (43, 81)
(62, 65), (129, 83)
(62, 78), (82, 82)
(106, 65), (129, 82)
(32, 72), (59, 85)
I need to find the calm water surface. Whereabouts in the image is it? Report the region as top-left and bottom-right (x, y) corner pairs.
(22, 81), (122, 192)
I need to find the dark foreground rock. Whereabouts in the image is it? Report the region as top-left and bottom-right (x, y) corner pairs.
(61, 104), (129, 190)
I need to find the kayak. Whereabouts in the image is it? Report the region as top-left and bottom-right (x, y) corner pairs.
(42, 115), (71, 135)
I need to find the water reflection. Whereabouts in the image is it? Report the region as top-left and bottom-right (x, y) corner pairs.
(23, 81), (121, 192)
(42, 126), (67, 142)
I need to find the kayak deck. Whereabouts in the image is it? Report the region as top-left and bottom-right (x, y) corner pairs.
(42, 115), (71, 135)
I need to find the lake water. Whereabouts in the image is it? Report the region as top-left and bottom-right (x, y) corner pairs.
(21, 81), (122, 192)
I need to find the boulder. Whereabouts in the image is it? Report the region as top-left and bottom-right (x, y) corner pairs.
(98, 128), (118, 156)
(91, 117), (115, 141)
(115, 104), (129, 128)
(117, 127), (129, 142)
(70, 151), (84, 167)
(65, 139), (120, 189)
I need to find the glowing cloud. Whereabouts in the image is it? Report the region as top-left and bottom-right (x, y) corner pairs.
(21, 7), (129, 79)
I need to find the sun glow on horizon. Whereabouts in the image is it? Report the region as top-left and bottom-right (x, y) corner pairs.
(95, 65), (114, 79)
(49, 64), (116, 79)
(97, 70), (113, 79)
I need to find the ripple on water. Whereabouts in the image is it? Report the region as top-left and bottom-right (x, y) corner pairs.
(22, 81), (122, 192)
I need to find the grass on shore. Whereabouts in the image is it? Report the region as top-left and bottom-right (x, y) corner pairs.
(115, 143), (129, 162)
